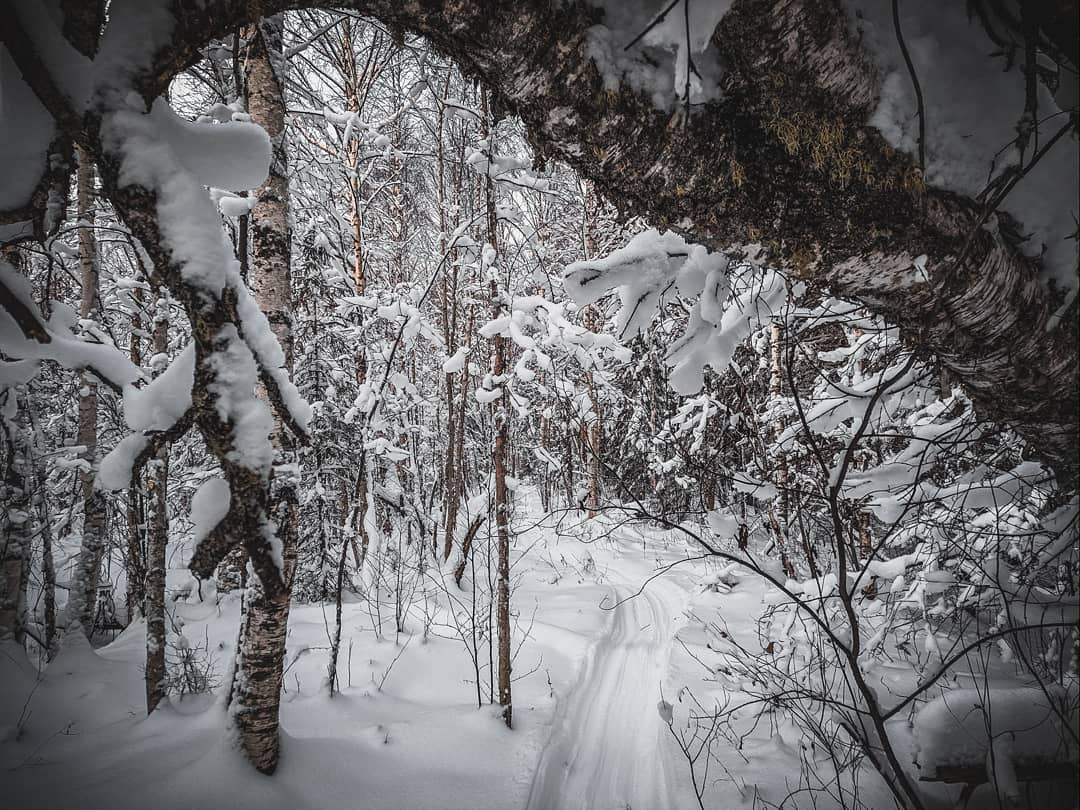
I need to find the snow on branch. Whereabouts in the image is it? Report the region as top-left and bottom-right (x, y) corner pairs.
(564, 229), (787, 394)
(0, 259), (143, 393)
(97, 343), (198, 491)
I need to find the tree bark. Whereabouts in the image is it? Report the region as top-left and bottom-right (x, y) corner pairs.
(229, 11), (297, 774)
(482, 92), (513, 729)
(126, 288), (147, 622)
(69, 145), (109, 635)
(145, 299), (169, 714)
(216, 33), (253, 595)
(0, 388), (31, 645)
(768, 322), (797, 578)
(582, 181), (603, 518)
(32, 427), (58, 657)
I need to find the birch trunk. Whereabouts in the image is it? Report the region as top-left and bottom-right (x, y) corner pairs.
(69, 146), (108, 635)
(145, 299), (169, 714)
(482, 92), (513, 729)
(229, 11), (296, 774)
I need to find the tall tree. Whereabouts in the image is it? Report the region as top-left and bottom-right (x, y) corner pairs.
(481, 91), (513, 729)
(228, 11), (297, 773)
(125, 287), (147, 622)
(581, 181), (603, 518)
(67, 147), (109, 635)
(144, 294), (170, 714)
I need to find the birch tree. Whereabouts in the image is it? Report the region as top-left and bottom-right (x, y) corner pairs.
(227, 11), (297, 773)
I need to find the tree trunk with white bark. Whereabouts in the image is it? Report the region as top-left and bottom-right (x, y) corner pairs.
(69, 146), (109, 636)
(228, 12), (297, 774)
(145, 299), (169, 714)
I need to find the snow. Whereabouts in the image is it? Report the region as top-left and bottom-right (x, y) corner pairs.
(0, 259), (144, 390)
(914, 685), (1079, 791)
(0, 44), (56, 211)
(526, 532), (685, 810)
(563, 230), (793, 396)
(103, 99), (261, 294)
(235, 287), (312, 434)
(583, 1), (731, 108)
(97, 434), (149, 491)
(0, 494), (698, 810)
(8, 0), (175, 116)
(95, 344), (196, 491)
(442, 346), (469, 374)
(5, 488), (1076, 808)
(666, 266), (786, 395)
(123, 342), (194, 432)
(563, 228), (729, 339)
(99, 94), (311, 465)
(475, 385), (503, 405)
(216, 193), (255, 218)
(0, 358), (36, 387)
(846, 0), (1080, 295)
(190, 477), (231, 544)
(206, 326), (275, 471)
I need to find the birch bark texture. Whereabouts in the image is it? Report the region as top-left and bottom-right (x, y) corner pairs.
(144, 299), (170, 715)
(69, 146), (109, 636)
(228, 11), (298, 774)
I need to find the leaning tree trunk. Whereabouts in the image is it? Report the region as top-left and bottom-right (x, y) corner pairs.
(228, 11), (297, 774)
(177, 0), (1080, 485)
(2, 0), (1076, 484)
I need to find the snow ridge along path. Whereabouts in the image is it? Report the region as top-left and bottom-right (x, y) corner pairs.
(526, 544), (685, 810)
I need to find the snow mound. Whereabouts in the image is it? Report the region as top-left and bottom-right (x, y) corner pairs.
(915, 685), (1079, 792)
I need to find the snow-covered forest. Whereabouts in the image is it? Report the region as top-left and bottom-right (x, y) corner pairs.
(0, 2), (1077, 808)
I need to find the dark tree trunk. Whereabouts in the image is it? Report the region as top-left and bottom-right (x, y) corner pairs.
(0, 389), (31, 645)
(481, 92), (513, 729)
(126, 288), (147, 622)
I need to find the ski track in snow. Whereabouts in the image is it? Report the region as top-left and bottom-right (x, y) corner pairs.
(526, 545), (684, 810)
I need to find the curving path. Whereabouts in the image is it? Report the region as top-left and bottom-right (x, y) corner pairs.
(526, 565), (683, 810)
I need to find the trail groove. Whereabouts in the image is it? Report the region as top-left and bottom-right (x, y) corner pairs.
(526, 569), (680, 810)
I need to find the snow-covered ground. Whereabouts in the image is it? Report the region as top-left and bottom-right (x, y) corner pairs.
(0, 492), (1074, 809)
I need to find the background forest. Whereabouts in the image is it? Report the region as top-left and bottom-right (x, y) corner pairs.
(0, 3), (1077, 809)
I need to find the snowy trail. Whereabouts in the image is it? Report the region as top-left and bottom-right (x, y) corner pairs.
(526, 556), (683, 810)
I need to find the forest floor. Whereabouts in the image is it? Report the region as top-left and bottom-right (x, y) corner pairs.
(0, 491), (1008, 809)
